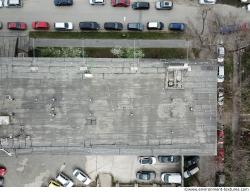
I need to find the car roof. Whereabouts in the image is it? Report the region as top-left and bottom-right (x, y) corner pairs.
(148, 22), (158, 28)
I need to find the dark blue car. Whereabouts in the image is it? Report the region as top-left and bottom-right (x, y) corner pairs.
(168, 23), (185, 31)
(54, 0), (73, 6)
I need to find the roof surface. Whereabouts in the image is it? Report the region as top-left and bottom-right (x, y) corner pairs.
(0, 58), (217, 155)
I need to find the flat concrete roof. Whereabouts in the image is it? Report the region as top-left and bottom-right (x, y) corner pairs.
(0, 58), (217, 155)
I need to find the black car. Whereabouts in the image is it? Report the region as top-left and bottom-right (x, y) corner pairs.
(132, 2), (150, 9)
(0, 176), (4, 187)
(158, 155), (181, 163)
(185, 156), (200, 168)
(54, 0), (73, 6)
(79, 22), (100, 30)
(215, 171), (225, 187)
(104, 22), (123, 30)
(127, 23), (144, 31)
(136, 171), (156, 181)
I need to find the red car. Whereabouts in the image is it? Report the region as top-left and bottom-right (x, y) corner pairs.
(32, 21), (50, 30)
(216, 148), (224, 162)
(7, 22), (27, 30)
(217, 130), (224, 145)
(111, 0), (130, 7)
(0, 167), (7, 177)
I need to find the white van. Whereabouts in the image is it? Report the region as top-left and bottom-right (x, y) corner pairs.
(217, 65), (224, 83)
(161, 173), (182, 184)
(54, 22), (73, 30)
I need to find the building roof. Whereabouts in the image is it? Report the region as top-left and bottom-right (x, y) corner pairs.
(0, 58), (217, 155)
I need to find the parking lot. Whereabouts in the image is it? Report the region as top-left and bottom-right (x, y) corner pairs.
(0, 0), (248, 32)
(0, 154), (181, 186)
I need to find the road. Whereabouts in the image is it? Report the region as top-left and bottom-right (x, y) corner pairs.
(31, 38), (192, 48)
(0, 0), (249, 33)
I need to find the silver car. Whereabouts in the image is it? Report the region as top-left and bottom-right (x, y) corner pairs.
(155, 0), (173, 10)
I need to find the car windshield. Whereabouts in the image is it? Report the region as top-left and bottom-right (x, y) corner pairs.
(65, 23), (68, 28)
(142, 158), (151, 164)
(140, 173), (149, 180)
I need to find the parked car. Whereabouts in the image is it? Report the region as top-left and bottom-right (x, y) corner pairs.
(0, 0), (3, 7)
(215, 171), (225, 187)
(220, 24), (239, 35)
(183, 164), (200, 178)
(111, 0), (130, 7)
(147, 21), (164, 30)
(32, 21), (50, 30)
(54, 22), (73, 30)
(138, 156), (157, 164)
(185, 156), (200, 168)
(131, 2), (150, 9)
(89, 0), (105, 5)
(199, 0), (216, 4)
(54, 0), (73, 6)
(0, 22), (3, 29)
(48, 179), (62, 187)
(73, 169), (92, 185)
(56, 173), (74, 187)
(136, 171), (156, 181)
(7, 22), (27, 30)
(104, 22), (123, 30)
(4, 0), (22, 7)
(161, 173), (182, 184)
(217, 45), (225, 63)
(217, 148), (224, 162)
(0, 167), (7, 177)
(127, 23), (144, 31)
(155, 0), (173, 10)
(247, 4), (250, 11)
(158, 155), (180, 163)
(168, 23), (185, 31)
(0, 176), (4, 187)
(217, 65), (224, 83)
(217, 129), (224, 145)
(79, 22), (100, 30)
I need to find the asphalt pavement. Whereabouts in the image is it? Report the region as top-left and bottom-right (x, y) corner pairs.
(0, 0), (249, 33)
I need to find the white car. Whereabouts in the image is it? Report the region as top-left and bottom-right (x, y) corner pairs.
(217, 65), (224, 83)
(199, 0), (216, 4)
(89, 0), (105, 5)
(56, 173), (74, 187)
(0, 0), (3, 7)
(217, 45), (225, 63)
(247, 4), (250, 11)
(73, 169), (92, 185)
(161, 173), (182, 184)
(138, 156), (157, 165)
(54, 22), (73, 31)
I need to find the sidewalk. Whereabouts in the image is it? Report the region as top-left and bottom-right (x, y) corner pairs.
(30, 38), (193, 48)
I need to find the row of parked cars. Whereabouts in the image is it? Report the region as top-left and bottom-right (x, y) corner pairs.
(136, 156), (200, 184)
(0, 21), (186, 31)
(54, 0), (174, 9)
